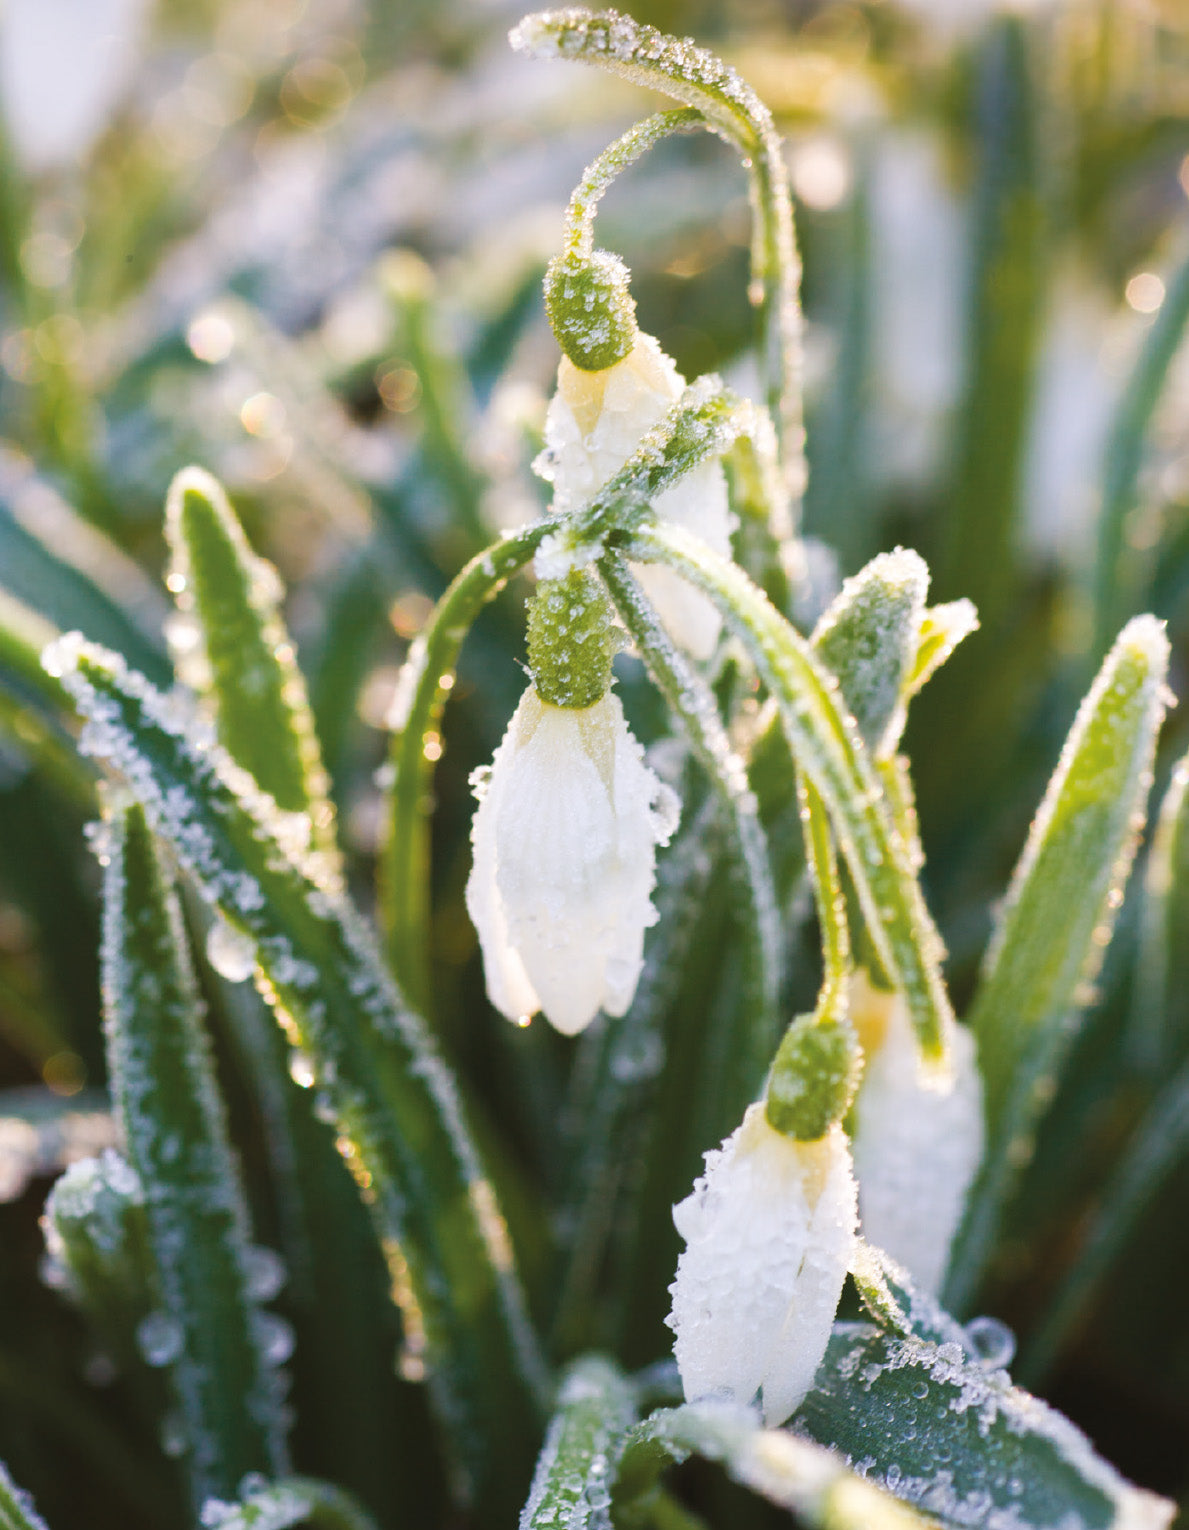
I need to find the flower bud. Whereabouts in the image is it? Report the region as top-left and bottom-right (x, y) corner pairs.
(667, 1106), (857, 1425)
(544, 249), (638, 372)
(465, 686), (679, 1035)
(848, 969), (984, 1293)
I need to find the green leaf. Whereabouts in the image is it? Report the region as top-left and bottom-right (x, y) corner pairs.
(0, 1461), (53, 1530)
(624, 521), (954, 1064)
(164, 467), (338, 863)
(797, 1321), (1173, 1530)
(1130, 749), (1189, 1074)
(520, 1356), (637, 1529)
(42, 1150), (153, 1373)
(100, 798), (289, 1509)
(612, 1401), (934, 1530)
(49, 636), (547, 1515)
(946, 615), (1169, 1312)
(811, 549), (929, 759)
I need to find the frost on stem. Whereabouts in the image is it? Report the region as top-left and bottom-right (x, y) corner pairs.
(537, 336), (733, 658)
(667, 1106), (857, 1425)
(544, 249), (638, 373)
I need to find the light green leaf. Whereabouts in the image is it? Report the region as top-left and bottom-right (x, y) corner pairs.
(947, 615), (1170, 1312)
(164, 467), (338, 864)
(1130, 750), (1189, 1074)
(100, 799), (288, 1509)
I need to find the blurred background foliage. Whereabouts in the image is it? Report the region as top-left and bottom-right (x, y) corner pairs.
(1, 0), (1189, 1524)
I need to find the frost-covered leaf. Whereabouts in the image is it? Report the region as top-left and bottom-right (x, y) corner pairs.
(41, 1148), (152, 1371)
(625, 521), (954, 1063)
(0, 1461), (53, 1530)
(811, 548), (929, 758)
(796, 1321), (1174, 1530)
(519, 1356), (636, 1530)
(48, 637), (546, 1513)
(164, 467), (338, 864)
(101, 798), (288, 1508)
(947, 616), (1170, 1311)
(198, 1475), (379, 1530)
(612, 1399), (933, 1529)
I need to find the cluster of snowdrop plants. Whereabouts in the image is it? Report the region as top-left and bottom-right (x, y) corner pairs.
(2, 3), (1189, 1529)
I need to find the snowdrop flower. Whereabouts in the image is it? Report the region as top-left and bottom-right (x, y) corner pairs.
(0, 0), (150, 175)
(465, 571), (678, 1035)
(849, 968), (984, 1293)
(539, 334), (732, 660)
(667, 1106), (858, 1425)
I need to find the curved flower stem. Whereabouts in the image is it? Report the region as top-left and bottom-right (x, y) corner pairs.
(798, 774), (849, 989)
(379, 522), (552, 1013)
(561, 108), (705, 259)
(621, 520), (953, 1063)
(600, 551), (781, 1015)
(511, 8), (803, 519)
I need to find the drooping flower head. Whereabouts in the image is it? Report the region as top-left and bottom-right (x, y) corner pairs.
(538, 334), (733, 660)
(465, 569), (678, 1035)
(848, 967), (984, 1293)
(666, 1105), (857, 1426)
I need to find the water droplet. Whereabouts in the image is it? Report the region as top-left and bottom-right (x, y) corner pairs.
(206, 918), (255, 984)
(243, 1245), (286, 1303)
(253, 1311), (295, 1365)
(137, 1311), (184, 1368)
(287, 1051), (316, 1089)
(964, 1315), (1016, 1370)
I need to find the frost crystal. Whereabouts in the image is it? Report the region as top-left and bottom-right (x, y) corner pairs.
(541, 335), (732, 658)
(849, 970), (984, 1293)
(667, 1107), (857, 1425)
(466, 685), (678, 1035)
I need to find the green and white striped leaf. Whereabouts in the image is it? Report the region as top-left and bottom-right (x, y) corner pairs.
(47, 636), (546, 1515)
(100, 798), (289, 1509)
(947, 615), (1170, 1311)
(164, 467), (337, 865)
(797, 1321), (1173, 1530)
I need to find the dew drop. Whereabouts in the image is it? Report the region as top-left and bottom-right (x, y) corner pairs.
(138, 1311), (184, 1368)
(243, 1244), (286, 1303)
(964, 1315), (1016, 1370)
(206, 918), (255, 984)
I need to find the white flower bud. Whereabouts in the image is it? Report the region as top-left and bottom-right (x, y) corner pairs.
(540, 335), (732, 659)
(849, 969), (984, 1293)
(666, 1106), (857, 1426)
(465, 686), (679, 1035)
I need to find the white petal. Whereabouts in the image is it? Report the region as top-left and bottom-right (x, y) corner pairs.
(465, 688), (674, 1035)
(850, 972), (985, 1293)
(667, 1108), (857, 1425)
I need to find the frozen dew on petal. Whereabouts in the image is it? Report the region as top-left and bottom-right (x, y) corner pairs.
(667, 1105), (857, 1426)
(465, 685), (678, 1036)
(848, 969), (984, 1294)
(541, 335), (732, 658)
